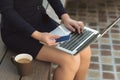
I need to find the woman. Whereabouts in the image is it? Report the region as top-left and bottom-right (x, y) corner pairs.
(0, 0), (91, 80)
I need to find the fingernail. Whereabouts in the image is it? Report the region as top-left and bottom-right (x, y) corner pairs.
(73, 29), (75, 32)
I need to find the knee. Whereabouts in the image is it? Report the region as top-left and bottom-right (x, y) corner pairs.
(80, 46), (91, 62)
(59, 56), (80, 73)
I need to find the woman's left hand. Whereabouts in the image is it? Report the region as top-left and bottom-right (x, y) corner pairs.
(61, 14), (84, 34)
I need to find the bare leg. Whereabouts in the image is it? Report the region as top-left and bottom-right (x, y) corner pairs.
(74, 46), (91, 80)
(36, 45), (81, 80)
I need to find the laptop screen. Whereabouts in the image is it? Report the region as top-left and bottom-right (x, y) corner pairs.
(100, 17), (120, 37)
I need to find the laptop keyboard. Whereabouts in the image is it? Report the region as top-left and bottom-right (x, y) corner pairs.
(59, 29), (94, 51)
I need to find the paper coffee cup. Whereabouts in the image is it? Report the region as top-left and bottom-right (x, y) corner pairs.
(11, 53), (33, 76)
(15, 54), (33, 64)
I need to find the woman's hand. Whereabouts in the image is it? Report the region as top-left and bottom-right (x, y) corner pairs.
(61, 14), (84, 34)
(31, 31), (60, 46)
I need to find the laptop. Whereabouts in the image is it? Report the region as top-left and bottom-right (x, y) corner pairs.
(45, 17), (120, 55)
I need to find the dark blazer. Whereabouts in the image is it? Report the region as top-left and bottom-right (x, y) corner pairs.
(0, 0), (67, 36)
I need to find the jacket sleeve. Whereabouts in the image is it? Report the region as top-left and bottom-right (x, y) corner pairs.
(0, 0), (36, 36)
(47, 0), (67, 19)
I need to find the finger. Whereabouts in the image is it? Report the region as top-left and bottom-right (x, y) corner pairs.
(78, 21), (84, 27)
(47, 39), (57, 46)
(53, 35), (61, 39)
(78, 21), (84, 33)
(49, 41), (58, 46)
(67, 24), (75, 32)
(72, 22), (82, 33)
(74, 24), (81, 33)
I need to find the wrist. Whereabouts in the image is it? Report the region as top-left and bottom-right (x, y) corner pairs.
(31, 30), (42, 40)
(61, 13), (70, 22)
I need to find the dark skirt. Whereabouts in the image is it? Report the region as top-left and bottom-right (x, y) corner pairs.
(1, 18), (59, 59)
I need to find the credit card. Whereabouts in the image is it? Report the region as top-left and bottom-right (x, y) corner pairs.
(56, 35), (71, 42)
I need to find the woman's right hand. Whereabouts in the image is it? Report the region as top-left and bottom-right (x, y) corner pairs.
(31, 31), (60, 46)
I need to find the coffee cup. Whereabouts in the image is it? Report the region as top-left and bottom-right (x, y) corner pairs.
(11, 53), (33, 76)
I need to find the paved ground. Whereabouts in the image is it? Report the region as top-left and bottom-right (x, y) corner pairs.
(1, 0), (119, 80)
(65, 0), (120, 80)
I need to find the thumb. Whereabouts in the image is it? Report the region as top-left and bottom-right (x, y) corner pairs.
(52, 35), (61, 39)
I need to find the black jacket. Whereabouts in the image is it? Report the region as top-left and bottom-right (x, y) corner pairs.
(0, 0), (67, 36)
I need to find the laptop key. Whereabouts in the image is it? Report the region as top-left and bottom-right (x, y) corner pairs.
(59, 29), (93, 51)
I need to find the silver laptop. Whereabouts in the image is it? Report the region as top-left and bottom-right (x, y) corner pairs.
(48, 17), (120, 55)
